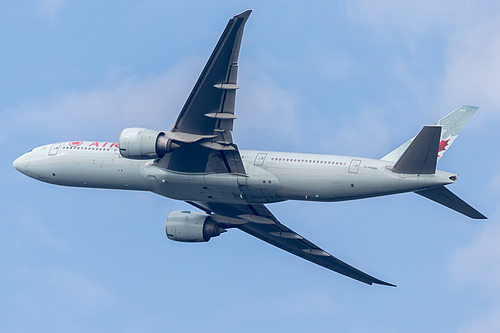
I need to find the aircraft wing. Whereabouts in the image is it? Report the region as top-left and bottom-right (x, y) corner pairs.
(187, 201), (396, 286)
(158, 11), (251, 175)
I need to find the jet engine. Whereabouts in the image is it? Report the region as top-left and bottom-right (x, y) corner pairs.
(119, 127), (179, 159)
(165, 211), (226, 242)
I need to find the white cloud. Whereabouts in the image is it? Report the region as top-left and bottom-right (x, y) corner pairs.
(46, 268), (115, 307)
(440, 14), (500, 114)
(491, 171), (500, 193)
(238, 65), (391, 155)
(12, 266), (115, 310)
(457, 307), (500, 333)
(346, 0), (479, 36)
(36, 0), (64, 21)
(306, 47), (358, 81)
(335, 107), (392, 157)
(0, 57), (324, 155)
(0, 60), (201, 144)
(448, 210), (500, 289)
(219, 289), (337, 321)
(237, 68), (305, 148)
(448, 210), (500, 332)
(346, 0), (500, 117)
(14, 205), (70, 252)
(2, 57), (325, 153)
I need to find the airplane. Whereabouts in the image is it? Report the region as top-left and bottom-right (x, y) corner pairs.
(13, 10), (486, 287)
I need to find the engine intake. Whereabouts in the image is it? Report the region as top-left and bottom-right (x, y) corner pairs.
(165, 211), (226, 242)
(119, 127), (180, 159)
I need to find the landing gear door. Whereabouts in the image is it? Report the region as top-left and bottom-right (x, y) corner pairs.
(49, 143), (61, 156)
(348, 159), (361, 174)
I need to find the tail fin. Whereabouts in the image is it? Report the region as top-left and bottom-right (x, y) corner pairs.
(382, 105), (479, 162)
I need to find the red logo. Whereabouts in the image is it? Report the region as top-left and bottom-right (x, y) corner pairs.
(438, 139), (450, 154)
(69, 141), (83, 147)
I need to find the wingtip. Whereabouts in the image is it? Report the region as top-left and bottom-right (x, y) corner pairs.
(374, 280), (398, 287)
(363, 275), (397, 287)
(234, 9), (253, 19)
(466, 209), (487, 220)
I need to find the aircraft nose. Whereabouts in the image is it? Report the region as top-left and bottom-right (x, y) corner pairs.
(13, 154), (29, 175)
(13, 156), (22, 171)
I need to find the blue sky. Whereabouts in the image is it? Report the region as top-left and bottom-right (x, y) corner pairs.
(2, 1), (500, 332)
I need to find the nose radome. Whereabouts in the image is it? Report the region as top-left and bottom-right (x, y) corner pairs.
(13, 154), (28, 174)
(13, 156), (21, 172)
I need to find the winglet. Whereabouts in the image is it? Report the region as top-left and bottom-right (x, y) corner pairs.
(234, 9), (253, 19)
(389, 126), (441, 174)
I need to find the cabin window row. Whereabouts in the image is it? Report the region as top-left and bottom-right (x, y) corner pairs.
(270, 157), (347, 166)
(62, 146), (117, 152)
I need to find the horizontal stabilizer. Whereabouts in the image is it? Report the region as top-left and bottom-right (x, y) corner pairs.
(415, 186), (487, 219)
(390, 126), (441, 174)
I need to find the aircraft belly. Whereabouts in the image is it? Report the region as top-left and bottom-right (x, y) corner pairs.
(143, 163), (283, 204)
(204, 173), (249, 203)
(270, 166), (314, 200)
(312, 166), (410, 201)
(314, 168), (451, 201)
(239, 164), (283, 203)
(271, 158), (452, 202)
(145, 166), (248, 203)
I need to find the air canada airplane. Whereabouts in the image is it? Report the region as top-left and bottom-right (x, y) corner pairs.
(13, 10), (486, 287)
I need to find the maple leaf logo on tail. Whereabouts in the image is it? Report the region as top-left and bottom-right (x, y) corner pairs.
(438, 139), (450, 157)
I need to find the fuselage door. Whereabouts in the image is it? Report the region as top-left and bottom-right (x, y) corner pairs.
(254, 153), (267, 166)
(348, 159), (361, 174)
(49, 143), (61, 156)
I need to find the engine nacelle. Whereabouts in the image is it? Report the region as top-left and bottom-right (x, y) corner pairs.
(119, 127), (180, 159)
(165, 211), (226, 242)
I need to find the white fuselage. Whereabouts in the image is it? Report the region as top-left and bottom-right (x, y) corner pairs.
(13, 141), (457, 205)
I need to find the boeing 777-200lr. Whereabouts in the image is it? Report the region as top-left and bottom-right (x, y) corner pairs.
(13, 10), (486, 286)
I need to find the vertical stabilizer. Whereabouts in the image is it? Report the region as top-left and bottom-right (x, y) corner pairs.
(382, 106), (478, 162)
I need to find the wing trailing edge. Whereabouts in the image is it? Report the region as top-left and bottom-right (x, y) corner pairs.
(186, 201), (396, 287)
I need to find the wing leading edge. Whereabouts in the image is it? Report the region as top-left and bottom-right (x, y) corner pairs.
(158, 10), (251, 175)
(187, 201), (396, 287)
(172, 10), (250, 138)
